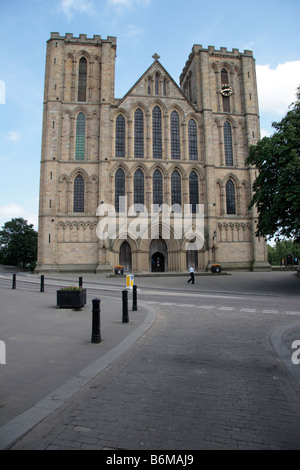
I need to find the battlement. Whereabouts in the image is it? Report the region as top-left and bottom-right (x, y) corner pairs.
(180, 44), (253, 83)
(192, 44), (253, 57)
(49, 32), (117, 45)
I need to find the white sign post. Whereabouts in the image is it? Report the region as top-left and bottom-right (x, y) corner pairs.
(126, 274), (134, 289)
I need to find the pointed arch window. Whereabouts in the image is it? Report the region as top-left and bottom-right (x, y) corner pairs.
(153, 169), (163, 208)
(75, 112), (85, 160)
(134, 169), (144, 209)
(226, 179), (236, 214)
(74, 174), (84, 212)
(221, 68), (229, 85)
(188, 119), (198, 160)
(134, 108), (144, 158)
(171, 170), (181, 208)
(153, 106), (162, 159)
(221, 68), (230, 112)
(115, 168), (125, 213)
(171, 110), (180, 160)
(116, 114), (125, 158)
(224, 121), (233, 166)
(189, 171), (199, 213)
(78, 57), (87, 102)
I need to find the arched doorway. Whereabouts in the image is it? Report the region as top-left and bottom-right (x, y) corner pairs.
(119, 241), (132, 272)
(186, 250), (198, 271)
(149, 238), (168, 272)
(151, 252), (165, 272)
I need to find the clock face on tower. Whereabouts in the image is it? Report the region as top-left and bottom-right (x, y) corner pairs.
(220, 84), (233, 96)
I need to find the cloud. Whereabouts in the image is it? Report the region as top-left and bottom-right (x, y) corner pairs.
(125, 24), (146, 39)
(0, 204), (38, 230)
(256, 61), (300, 116)
(260, 128), (271, 139)
(59, 0), (95, 19)
(0, 80), (5, 104)
(107, 0), (151, 9)
(6, 131), (21, 143)
(0, 203), (24, 218)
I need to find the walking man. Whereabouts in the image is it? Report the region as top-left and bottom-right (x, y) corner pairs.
(187, 265), (195, 284)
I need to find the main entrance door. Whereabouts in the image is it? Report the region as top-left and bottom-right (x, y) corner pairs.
(119, 241), (132, 272)
(149, 238), (168, 272)
(151, 252), (165, 272)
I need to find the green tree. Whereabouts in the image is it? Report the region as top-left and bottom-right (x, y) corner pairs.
(0, 218), (38, 267)
(267, 240), (300, 266)
(246, 86), (300, 241)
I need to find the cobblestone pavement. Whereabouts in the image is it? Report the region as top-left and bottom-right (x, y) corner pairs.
(10, 302), (300, 450)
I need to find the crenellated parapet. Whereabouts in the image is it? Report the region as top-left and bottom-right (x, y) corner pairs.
(49, 32), (117, 46)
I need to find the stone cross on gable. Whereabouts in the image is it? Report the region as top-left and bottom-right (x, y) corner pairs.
(152, 53), (160, 61)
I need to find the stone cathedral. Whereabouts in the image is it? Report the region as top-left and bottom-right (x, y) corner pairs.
(36, 32), (270, 274)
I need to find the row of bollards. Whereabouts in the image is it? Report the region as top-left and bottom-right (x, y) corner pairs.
(92, 285), (137, 344)
(12, 274), (84, 292)
(10, 273), (138, 345)
(122, 285), (138, 323)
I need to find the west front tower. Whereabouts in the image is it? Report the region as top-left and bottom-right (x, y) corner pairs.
(37, 33), (116, 272)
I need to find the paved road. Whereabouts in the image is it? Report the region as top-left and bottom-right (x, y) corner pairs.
(1, 271), (300, 450)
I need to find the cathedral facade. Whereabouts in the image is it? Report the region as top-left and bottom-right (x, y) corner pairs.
(36, 32), (269, 273)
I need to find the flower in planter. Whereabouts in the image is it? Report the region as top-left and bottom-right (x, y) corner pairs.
(211, 264), (222, 273)
(59, 286), (83, 291)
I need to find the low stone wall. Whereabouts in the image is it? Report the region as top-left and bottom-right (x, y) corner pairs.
(0, 265), (30, 273)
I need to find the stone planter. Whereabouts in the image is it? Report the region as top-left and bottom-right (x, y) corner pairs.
(57, 288), (87, 309)
(211, 264), (222, 273)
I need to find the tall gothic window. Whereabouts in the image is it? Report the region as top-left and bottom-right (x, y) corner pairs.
(78, 57), (87, 102)
(134, 169), (144, 209)
(115, 168), (125, 213)
(221, 68), (229, 85)
(75, 112), (85, 160)
(171, 170), (181, 208)
(73, 174), (84, 212)
(226, 179), (236, 214)
(224, 121), (233, 166)
(188, 119), (198, 160)
(221, 68), (230, 112)
(153, 169), (163, 208)
(116, 115), (125, 158)
(189, 171), (199, 213)
(223, 96), (230, 113)
(171, 111), (180, 159)
(153, 106), (162, 159)
(134, 108), (144, 158)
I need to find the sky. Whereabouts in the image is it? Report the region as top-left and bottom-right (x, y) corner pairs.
(0, 0), (299, 230)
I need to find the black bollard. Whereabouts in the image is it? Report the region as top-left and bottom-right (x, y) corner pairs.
(79, 276), (83, 288)
(12, 273), (16, 289)
(40, 275), (44, 292)
(122, 289), (129, 323)
(91, 298), (101, 344)
(132, 284), (137, 311)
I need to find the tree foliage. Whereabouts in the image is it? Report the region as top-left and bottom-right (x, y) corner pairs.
(268, 240), (300, 266)
(246, 86), (300, 241)
(0, 218), (38, 267)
